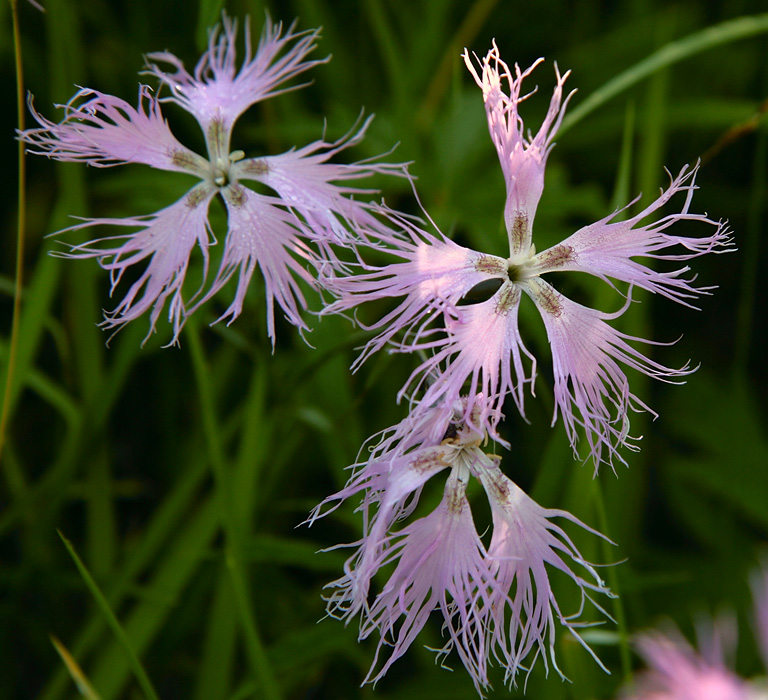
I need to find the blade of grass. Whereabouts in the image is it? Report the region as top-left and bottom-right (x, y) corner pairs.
(734, 40), (768, 376)
(560, 13), (768, 135)
(187, 321), (282, 700)
(416, 0), (501, 129)
(39, 451), (209, 700)
(195, 0), (225, 52)
(57, 530), (161, 700)
(0, 0), (30, 466)
(590, 478), (631, 683)
(0, 322), (144, 540)
(363, 0), (405, 105)
(50, 636), (102, 700)
(86, 495), (219, 700)
(610, 101), (635, 214)
(193, 568), (238, 700)
(194, 384), (320, 697)
(232, 361), (268, 525)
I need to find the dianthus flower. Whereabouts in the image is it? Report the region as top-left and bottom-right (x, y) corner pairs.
(323, 43), (730, 467)
(620, 563), (768, 700)
(626, 625), (749, 700)
(310, 395), (613, 694)
(22, 14), (405, 345)
(621, 564), (768, 700)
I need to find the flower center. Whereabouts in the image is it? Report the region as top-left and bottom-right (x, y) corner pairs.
(507, 243), (537, 282)
(212, 150), (245, 187)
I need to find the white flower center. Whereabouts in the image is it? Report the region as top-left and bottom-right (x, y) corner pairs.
(212, 150), (245, 187)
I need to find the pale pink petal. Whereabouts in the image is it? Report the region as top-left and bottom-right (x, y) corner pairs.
(463, 44), (573, 258)
(22, 86), (207, 174)
(313, 396), (492, 617)
(531, 165), (732, 307)
(475, 459), (613, 684)
(401, 282), (537, 435)
(369, 393), (484, 459)
(751, 564), (768, 670)
(323, 225), (500, 369)
(237, 115), (410, 249)
(317, 445), (451, 620)
(58, 186), (216, 344)
(524, 277), (693, 469)
(145, 14), (326, 137)
(627, 629), (748, 700)
(356, 471), (493, 693)
(191, 184), (315, 346)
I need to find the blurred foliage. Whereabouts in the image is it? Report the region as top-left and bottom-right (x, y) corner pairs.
(1, 0), (766, 698)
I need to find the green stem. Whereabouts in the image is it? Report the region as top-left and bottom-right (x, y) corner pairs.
(0, 0), (29, 467)
(58, 531), (161, 700)
(186, 323), (282, 700)
(734, 39), (768, 376)
(590, 478), (632, 683)
(560, 13), (768, 136)
(416, 0), (501, 129)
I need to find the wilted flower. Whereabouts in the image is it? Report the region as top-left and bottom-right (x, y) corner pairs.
(22, 14), (405, 345)
(310, 395), (613, 694)
(323, 44), (730, 467)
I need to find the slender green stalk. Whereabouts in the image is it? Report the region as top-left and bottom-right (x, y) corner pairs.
(734, 40), (768, 375)
(186, 322), (282, 700)
(195, 0), (225, 51)
(39, 454), (209, 700)
(416, 0), (501, 128)
(590, 478), (632, 683)
(363, 0), (405, 105)
(560, 13), (768, 135)
(0, 0), (29, 467)
(58, 531), (161, 700)
(50, 636), (102, 700)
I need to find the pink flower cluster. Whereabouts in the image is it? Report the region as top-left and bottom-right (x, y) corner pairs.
(311, 41), (729, 694)
(23, 13), (732, 695)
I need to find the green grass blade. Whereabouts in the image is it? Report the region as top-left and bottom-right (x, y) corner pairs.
(195, 0), (225, 52)
(610, 101), (635, 213)
(187, 322), (282, 700)
(734, 53), (768, 375)
(84, 496), (220, 700)
(363, 0), (405, 105)
(0, 0), (30, 465)
(50, 636), (102, 700)
(561, 13), (768, 135)
(416, 0), (501, 128)
(57, 531), (161, 700)
(193, 569), (238, 700)
(39, 453), (209, 700)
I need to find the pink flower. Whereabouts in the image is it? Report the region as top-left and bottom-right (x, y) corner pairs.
(625, 625), (748, 700)
(323, 46), (730, 467)
(752, 564), (768, 670)
(311, 396), (487, 623)
(311, 395), (613, 693)
(620, 564), (768, 700)
(22, 15), (405, 345)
